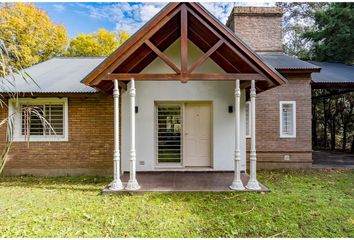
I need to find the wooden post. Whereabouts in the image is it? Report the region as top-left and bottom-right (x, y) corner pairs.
(109, 80), (124, 190)
(126, 78), (140, 191)
(230, 79), (245, 190)
(246, 80), (261, 190)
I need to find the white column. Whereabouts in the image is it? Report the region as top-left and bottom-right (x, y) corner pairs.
(109, 80), (124, 190)
(230, 79), (245, 190)
(246, 80), (261, 190)
(126, 78), (140, 191)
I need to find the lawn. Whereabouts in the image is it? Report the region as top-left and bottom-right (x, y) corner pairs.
(0, 169), (353, 238)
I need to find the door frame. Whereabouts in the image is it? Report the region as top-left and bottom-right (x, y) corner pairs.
(154, 100), (214, 169)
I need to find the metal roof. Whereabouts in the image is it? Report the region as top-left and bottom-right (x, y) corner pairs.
(258, 52), (320, 70)
(4, 55), (351, 94)
(1, 57), (105, 93)
(308, 61), (354, 84)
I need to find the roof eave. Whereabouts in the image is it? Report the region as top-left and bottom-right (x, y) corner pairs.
(277, 68), (321, 74)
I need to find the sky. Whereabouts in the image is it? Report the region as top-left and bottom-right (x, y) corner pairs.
(33, 2), (274, 38)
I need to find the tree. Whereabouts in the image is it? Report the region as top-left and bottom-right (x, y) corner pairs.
(0, 39), (54, 174)
(0, 3), (69, 68)
(66, 29), (130, 57)
(276, 2), (328, 58)
(303, 3), (354, 64)
(312, 90), (354, 152)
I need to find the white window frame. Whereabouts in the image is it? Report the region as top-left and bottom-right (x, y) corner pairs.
(8, 98), (69, 142)
(245, 101), (251, 138)
(279, 101), (296, 138)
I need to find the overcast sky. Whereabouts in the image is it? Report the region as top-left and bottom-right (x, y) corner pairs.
(34, 2), (274, 38)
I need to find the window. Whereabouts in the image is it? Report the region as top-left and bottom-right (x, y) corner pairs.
(245, 101), (250, 138)
(156, 104), (182, 164)
(280, 101), (296, 138)
(9, 98), (68, 141)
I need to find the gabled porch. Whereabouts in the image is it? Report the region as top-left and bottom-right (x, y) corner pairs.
(82, 3), (286, 192)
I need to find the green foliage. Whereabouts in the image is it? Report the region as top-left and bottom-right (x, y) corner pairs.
(313, 90), (354, 151)
(66, 29), (130, 57)
(276, 2), (329, 58)
(303, 3), (354, 63)
(0, 3), (69, 68)
(0, 169), (353, 237)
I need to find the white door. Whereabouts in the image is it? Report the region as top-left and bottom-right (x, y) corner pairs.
(184, 102), (211, 167)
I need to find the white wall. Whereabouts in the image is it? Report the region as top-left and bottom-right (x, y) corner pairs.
(121, 39), (247, 171)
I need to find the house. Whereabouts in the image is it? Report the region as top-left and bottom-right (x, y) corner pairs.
(2, 3), (352, 191)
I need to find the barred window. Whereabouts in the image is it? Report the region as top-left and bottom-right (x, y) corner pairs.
(21, 104), (64, 136)
(156, 104), (182, 163)
(9, 98), (68, 142)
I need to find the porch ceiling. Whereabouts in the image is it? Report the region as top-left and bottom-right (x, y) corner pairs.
(82, 3), (287, 93)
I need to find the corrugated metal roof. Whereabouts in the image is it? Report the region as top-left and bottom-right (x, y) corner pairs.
(258, 52), (320, 70)
(1, 57), (105, 93)
(309, 61), (354, 83)
(5, 55), (350, 94)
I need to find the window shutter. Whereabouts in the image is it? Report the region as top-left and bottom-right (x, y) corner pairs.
(45, 104), (64, 135)
(21, 104), (64, 136)
(156, 104), (182, 163)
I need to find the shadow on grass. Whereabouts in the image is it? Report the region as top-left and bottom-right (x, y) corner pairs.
(0, 175), (111, 193)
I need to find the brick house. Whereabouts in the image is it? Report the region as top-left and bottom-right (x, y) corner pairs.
(2, 2), (346, 191)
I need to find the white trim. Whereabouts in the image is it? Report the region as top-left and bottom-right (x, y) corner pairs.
(245, 101), (251, 138)
(279, 101), (296, 138)
(8, 98), (68, 142)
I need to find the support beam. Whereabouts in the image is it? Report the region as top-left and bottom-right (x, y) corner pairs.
(188, 2), (285, 86)
(103, 73), (266, 81)
(145, 40), (181, 74)
(188, 27), (241, 73)
(188, 40), (223, 74)
(109, 80), (124, 191)
(126, 78), (140, 191)
(246, 80), (261, 190)
(180, 4), (188, 80)
(88, 5), (182, 85)
(230, 79), (245, 190)
(187, 7), (262, 75)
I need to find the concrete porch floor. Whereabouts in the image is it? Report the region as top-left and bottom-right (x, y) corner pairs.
(102, 172), (269, 193)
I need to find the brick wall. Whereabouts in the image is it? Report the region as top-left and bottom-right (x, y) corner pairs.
(247, 74), (313, 169)
(0, 77), (313, 175)
(226, 7), (283, 52)
(1, 93), (114, 176)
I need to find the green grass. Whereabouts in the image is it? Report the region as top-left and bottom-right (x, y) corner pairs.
(0, 169), (353, 238)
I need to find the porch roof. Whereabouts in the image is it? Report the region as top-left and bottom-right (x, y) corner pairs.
(309, 61), (354, 89)
(0, 53), (323, 94)
(81, 2), (289, 93)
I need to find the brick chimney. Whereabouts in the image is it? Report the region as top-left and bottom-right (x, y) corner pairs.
(226, 7), (283, 52)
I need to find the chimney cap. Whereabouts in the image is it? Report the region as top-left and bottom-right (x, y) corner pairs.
(231, 6), (283, 16)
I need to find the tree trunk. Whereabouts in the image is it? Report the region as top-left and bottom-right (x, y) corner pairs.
(342, 118), (348, 151)
(312, 100), (318, 148)
(343, 104), (353, 151)
(323, 99), (328, 149)
(330, 118), (336, 151)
